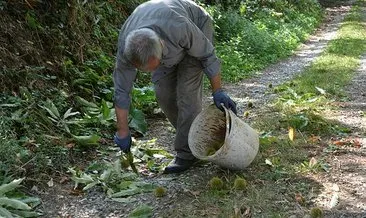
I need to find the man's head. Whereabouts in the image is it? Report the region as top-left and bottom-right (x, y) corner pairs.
(124, 28), (162, 72)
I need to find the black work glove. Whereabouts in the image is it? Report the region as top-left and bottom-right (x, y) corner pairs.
(212, 89), (237, 115)
(114, 132), (132, 153)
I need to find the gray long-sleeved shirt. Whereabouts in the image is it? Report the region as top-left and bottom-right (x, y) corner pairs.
(113, 0), (221, 109)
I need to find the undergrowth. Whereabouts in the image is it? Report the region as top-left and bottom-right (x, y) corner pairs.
(0, 0), (323, 192)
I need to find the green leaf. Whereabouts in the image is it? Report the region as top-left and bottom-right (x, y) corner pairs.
(0, 207), (13, 217)
(73, 135), (100, 146)
(101, 100), (111, 119)
(71, 173), (95, 190)
(63, 108), (80, 119)
(144, 149), (173, 158)
(0, 197), (32, 210)
(9, 209), (41, 217)
(48, 117), (58, 123)
(42, 100), (60, 119)
(83, 181), (99, 191)
(64, 125), (71, 134)
(113, 159), (122, 177)
(121, 173), (138, 181)
(25, 12), (39, 29)
(0, 178), (24, 196)
(126, 152), (138, 174)
(118, 181), (133, 190)
(110, 187), (141, 198)
(111, 197), (137, 203)
(76, 96), (98, 108)
(134, 182), (156, 192)
(128, 108), (147, 135)
(71, 173), (94, 184)
(99, 169), (112, 181)
(21, 197), (41, 208)
(106, 188), (114, 198)
(129, 205), (153, 218)
(315, 86), (326, 95)
(68, 168), (77, 176)
(0, 104), (19, 107)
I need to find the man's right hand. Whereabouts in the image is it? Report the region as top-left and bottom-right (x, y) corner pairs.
(114, 132), (132, 153)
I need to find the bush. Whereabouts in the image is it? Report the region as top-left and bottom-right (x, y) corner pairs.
(207, 0), (322, 82)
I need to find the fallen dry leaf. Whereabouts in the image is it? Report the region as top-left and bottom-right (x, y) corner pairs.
(332, 137), (361, 147)
(309, 157), (318, 168)
(309, 135), (321, 143)
(265, 159), (273, 167)
(242, 206), (251, 217)
(47, 178), (54, 187)
(353, 139), (361, 148)
(295, 193), (305, 206)
(334, 140), (346, 146)
(234, 205), (251, 218)
(60, 176), (69, 184)
(69, 188), (84, 196)
(189, 190), (201, 196)
(66, 143), (75, 149)
(234, 207), (240, 217)
(329, 193), (339, 208)
(184, 188), (201, 197)
(288, 127), (295, 141)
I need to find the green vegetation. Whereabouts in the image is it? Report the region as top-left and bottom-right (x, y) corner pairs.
(1, 0), (150, 182)
(0, 0), (323, 180)
(0, 178), (41, 217)
(0, 0), (333, 216)
(129, 204), (153, 218)
(275, 2), (366, 135)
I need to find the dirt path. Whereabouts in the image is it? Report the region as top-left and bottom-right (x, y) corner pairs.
(35, 2), (366, 218)
(305, 4), (366, 217)
(313, 48), (366, 216)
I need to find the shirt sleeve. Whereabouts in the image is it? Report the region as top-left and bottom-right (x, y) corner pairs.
(113, 50), (137, 110)
(178, 18), (221, 78)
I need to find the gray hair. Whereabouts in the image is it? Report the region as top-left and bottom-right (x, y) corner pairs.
(124, 28), (162, 69)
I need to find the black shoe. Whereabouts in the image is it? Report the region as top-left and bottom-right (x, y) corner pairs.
(163, 157), (198, 174)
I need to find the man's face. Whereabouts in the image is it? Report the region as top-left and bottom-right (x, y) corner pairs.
(139, 56), (160, 72)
